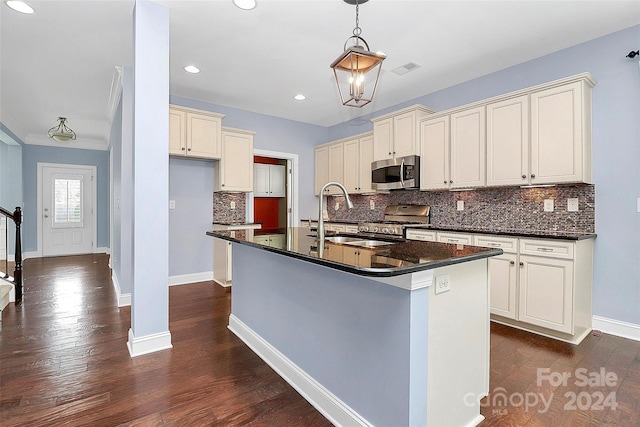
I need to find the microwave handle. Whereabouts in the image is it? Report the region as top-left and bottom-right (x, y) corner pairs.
(400, 158), (405, 188)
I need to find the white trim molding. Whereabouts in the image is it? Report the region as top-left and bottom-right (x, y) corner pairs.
(592, 316), (640, 342)
(228, 314), (372, 427)
(127, 328), (172, 358)
(169, 271), (213, 286)
(111, 273), (131, 307)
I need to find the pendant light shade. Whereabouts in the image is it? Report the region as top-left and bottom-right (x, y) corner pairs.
(330, 0), (386, 108)
(47, 117), (76, 142)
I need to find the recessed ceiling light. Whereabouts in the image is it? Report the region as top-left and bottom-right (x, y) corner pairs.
(294, 94), (306, 101)
(184, 65), (200, 74)
(5, 0), (34, 14)
(233, 0), (256, 10)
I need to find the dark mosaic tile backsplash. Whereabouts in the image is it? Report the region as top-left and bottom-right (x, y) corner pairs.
(329, 184), (595, 233)
(213, 193), (247, 224)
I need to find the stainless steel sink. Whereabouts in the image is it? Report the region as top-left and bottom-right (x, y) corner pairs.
(324, 236), (394, 247)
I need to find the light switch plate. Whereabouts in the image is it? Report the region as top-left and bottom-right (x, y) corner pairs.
(230, 201), (236, 210)
(457, 200), (464, 211)
(544, 199), (554, 212)
(334, 202), (340, 211)
(169, 200), (176, 210)
(370, 200), (375, 210)
(567, 198), (579, 212)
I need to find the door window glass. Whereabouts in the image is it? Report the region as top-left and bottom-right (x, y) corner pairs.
(54, 178), (82, 224)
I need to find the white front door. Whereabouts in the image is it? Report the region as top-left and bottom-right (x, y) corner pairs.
(42, 165), (94, 257)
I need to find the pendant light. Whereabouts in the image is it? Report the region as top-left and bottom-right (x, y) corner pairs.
(47, 117), (76, 142)
(330, 0), (386, 108)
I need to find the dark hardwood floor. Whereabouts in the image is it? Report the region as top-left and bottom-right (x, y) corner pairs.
(1, 254), (638, 426)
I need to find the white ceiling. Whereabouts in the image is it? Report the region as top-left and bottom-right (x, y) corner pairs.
(1, 0), (639, 150)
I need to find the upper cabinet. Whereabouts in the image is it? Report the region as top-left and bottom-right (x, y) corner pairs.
(421, 73), (595, 191)
(169, 106), (224, 159)
(254, 164), (286, 197)
(315, 132), (374, 196)
(314, 141), (345, 196)
(530, 80), (593, 185)
(486, 96), (529, 187)
(215, 127), (255, 192)
(372, 105), (435, 161)
(420, 106), (485, 190)
(343, 133), (374, 194)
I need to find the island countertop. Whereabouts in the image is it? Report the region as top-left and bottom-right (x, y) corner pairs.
(207, 227), (502, 277)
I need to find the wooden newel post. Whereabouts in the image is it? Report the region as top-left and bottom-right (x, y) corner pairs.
(13, 207), (22, 302)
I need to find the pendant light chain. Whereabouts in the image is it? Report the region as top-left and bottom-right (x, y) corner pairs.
(353, 0), (362, 38)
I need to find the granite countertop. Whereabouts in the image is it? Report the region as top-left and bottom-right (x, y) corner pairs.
(407, 225), (596, 241)
(206, 227), (502, 277)
(212, 222), (262, 231)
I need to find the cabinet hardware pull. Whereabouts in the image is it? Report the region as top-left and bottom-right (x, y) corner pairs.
(510, 260), (515, 265)
(522, 174), (526, 179)
(531, 173), (536, 178)
(488, 242), (500, 246)
(519, 262), (524, 267)
(181, 147), (185, 151)
(449, 180), (453, 183)
(187, 148), (191, 151)
(536, 247), (553, 252)
(444, 180), (447, 184)
(449, 239), (459, 242)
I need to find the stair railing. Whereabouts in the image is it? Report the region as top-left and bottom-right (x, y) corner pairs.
(0, 206), (22, 302)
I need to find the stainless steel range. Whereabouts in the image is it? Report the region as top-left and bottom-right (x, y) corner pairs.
(358, 205), (431, 237)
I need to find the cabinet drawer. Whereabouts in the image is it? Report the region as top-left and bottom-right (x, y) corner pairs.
(344, 225), (359, 234)
(519, 239), (574, 260)
(405, 229), (437, 242)
(437, 232), (473, 245)
(474, 235), (518, 254)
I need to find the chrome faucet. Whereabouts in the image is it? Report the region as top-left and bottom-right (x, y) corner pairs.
(317, 182), (354, 241)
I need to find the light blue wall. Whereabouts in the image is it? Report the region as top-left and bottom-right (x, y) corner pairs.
(170, 96), (328, 220)
(22, 145), (110, 253)
(328, 25), (640, 325)
(168, 157), (213, 276)
(0, 125), (23, 253)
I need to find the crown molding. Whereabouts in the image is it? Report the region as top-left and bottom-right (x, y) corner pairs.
(24, 134), (108, 151)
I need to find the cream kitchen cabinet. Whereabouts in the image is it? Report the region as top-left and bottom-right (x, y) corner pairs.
(254, 164), (286, 197)
(419, 106), (485, 190)
(314, 142), (344, 195)
(342, 247), (372, 268)
(486, 95), (530, 187)
(213, 237), (233, 287)
(215, 127), (255, 192)
(169, 106), (224, 159)
(343, 133), (374, 194)
(372, 105), (434, 161)
(254, 233), (286, 249)
(405, 229), (437, 242)
(436, 231), (474, 245)
(474, 235), (519, 320)
(530, 79), (593, 185)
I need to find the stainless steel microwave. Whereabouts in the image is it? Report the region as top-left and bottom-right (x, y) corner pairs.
(371, 155), (420, 190)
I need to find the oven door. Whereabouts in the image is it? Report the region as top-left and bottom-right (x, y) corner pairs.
(371, 155), (420, 190)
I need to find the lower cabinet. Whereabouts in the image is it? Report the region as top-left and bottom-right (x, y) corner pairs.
(407, 230), (594, 344)
(253, 234), (286, 249)
(213, 237), (233, 287)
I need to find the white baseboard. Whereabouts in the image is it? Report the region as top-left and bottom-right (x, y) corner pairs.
(228, 314), (372, 427)
(169, 271), (213, 286)
(95, 246), (110, 255)
(23, 251), (39, 260)
(127, 328), (172, 357)
(592, 315), (640, 342)
(111, 273), (131, 307)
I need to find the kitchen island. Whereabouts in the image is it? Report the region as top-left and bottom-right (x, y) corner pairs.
(207, 227), (502, 427)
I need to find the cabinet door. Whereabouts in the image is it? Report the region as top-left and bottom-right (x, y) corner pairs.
(518, 256), (574, 333)
(253, 164), (270, 197)
(450, 106), (486, 189)
(530, 81), (584, 184)
(315, 146), (329, 196)
(169, 109), (186, 155)
(420, 116), (450, 190)
(187, 113), (221, 159)
(393, 110), (417, 158)
(269, 165), (286, 198)
(327, 143), (344, 195)
(343, 138), (360, 193)
(486, 96), (529, 187)
(219, 131), (253, 191)
(373, 118), (393, 161)
(488, 253), (518, 319)
(358, 135), (374, 193)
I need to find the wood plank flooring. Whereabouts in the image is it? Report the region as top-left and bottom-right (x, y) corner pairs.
(1, 253), (638, 426)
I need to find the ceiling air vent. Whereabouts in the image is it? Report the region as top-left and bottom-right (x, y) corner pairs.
(391, 62), (421, 76)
